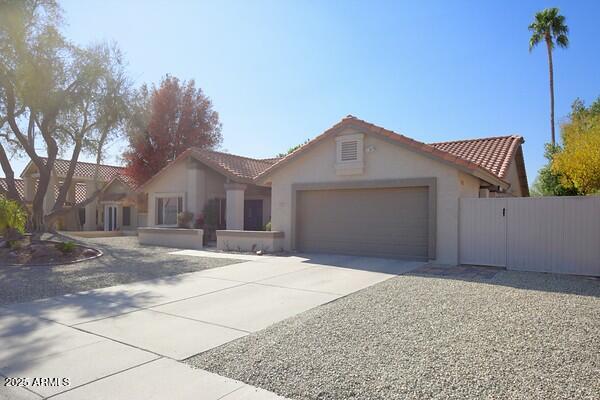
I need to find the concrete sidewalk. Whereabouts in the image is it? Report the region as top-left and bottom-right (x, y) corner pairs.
(0, 252), (423, 399)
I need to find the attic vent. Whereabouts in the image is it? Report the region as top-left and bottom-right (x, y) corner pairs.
(340, 140), (358, 161)
(335, 133), (364, 175)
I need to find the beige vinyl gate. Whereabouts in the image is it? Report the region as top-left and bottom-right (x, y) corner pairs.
(459, 196), (600, 276)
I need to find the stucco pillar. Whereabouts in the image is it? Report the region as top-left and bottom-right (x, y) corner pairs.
(225, 183), (246, 230)
(117, 204), (123, 230)
(23, 177), (35, 202)
(84, 181), (97, 231)
(186, 159), (205, 218)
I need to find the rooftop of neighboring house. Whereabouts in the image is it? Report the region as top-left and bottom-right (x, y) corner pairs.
(20, 158), (128, 183)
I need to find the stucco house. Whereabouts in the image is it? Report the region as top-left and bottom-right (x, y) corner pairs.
(6, 159), (140, 232)
(138, 115), (528, 265)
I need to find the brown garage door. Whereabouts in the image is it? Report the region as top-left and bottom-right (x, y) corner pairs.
(296, 187), (429, 258)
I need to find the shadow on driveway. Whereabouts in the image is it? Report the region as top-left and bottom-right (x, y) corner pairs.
(0, 233), (240, 306)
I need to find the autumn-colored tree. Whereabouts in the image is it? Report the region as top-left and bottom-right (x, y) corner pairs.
(123, 76), (222, 184)
(552, 97), (600, 195)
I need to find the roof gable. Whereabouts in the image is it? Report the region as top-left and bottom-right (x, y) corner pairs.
(256, 116), (512, 188)
(136, 148), (280, 191)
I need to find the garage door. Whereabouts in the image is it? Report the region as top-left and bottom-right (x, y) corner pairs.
(296, 187), (429, 258)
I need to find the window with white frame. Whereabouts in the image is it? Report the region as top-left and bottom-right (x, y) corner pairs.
(156, 195), (183, 225)
(335, 133), (364, 175)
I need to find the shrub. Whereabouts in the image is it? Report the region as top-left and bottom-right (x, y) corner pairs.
(0, 195), (27, 244)
(194, 213), (205, 229)
(55, 241), (76, 254)
(177, 211), (194, 228)
(264, 221), (272, 231)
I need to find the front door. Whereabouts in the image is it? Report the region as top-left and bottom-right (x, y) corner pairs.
(244, 200), (263, 231)
(104, 205), (118, 231)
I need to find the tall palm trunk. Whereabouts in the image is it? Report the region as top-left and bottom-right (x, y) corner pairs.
(546, 36), (556, 146)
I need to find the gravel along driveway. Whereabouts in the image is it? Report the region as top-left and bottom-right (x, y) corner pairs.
(0, 235), (240, 306)
(188, 266), (600, 400)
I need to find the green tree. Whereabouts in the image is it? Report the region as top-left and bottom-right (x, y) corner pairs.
(529, 7), (569, 146)
(0, 194), (27, 243)
(0, 0), (130, 231)
(530, 144), (579, 197)
(276, 139), (309, 158)
(552, 97), (600, 194)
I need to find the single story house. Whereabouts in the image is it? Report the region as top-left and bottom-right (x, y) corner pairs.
(138, 115), (528, 265)
(11, 159), (140, 232)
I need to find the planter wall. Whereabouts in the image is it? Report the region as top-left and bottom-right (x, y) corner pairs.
(216, 230), (284, 253)
(138, 227), (203, 250)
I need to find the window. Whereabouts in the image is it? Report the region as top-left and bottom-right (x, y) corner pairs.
(123, 206), (131, 226)
(335, 133), (364, 175)
(156, 195), (183, 225)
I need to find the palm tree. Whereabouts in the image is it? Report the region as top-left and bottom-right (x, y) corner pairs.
(529, 8), (569, 146)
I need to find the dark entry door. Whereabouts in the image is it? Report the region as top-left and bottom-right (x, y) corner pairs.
(244, 200), (263, 231)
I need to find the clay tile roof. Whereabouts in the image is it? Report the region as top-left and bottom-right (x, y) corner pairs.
(74, 183), (87, 203)
(191, 148), (281, 181)
(429, 135), (524, 179)
(0, 177), (25, 200)
(256, 116), (518, 188)
(28, 158), (136, 191)
(41, 158), (125, 181)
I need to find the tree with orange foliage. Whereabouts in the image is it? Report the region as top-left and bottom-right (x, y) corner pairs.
(123, 76), (222, 184)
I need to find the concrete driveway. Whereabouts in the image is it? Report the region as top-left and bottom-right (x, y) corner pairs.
(0, 251), (423, 399)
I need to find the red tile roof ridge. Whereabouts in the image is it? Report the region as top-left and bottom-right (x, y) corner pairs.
(191, 148), (276, 164)
(42, 157), (125, 169)
(428, 134), (523, 145)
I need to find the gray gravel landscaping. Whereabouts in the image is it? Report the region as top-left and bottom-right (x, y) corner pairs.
(188, 266), (600, 400)
(0, 234), (240, 306)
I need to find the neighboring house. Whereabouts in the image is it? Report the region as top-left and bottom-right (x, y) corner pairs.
(137, 149), (276, 232)
(139, 115), (528, 265)
(13, 159), (139, 232)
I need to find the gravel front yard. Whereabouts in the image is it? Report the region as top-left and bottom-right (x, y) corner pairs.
(188, 266), (600, 400)
(0, 234), (240, 306)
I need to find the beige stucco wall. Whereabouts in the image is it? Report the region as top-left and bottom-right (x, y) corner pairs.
(104, 180), (129, 194)
(142, 155), (268, 228)
(267, 127), (482, 265)
(503, 159), (522, 197)
(145, 159), (189, 226)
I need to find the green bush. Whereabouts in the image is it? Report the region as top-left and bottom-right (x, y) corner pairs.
(0, 195), (27, 242)
(55, 241), (76, 254)
(264, 221), (272, 231)
(177, 211), (194, 228)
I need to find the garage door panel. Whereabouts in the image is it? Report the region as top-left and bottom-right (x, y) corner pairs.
(296, 187), (429, 258)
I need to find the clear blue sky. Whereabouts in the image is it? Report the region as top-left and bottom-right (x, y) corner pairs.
(6, 0), (600, 184)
